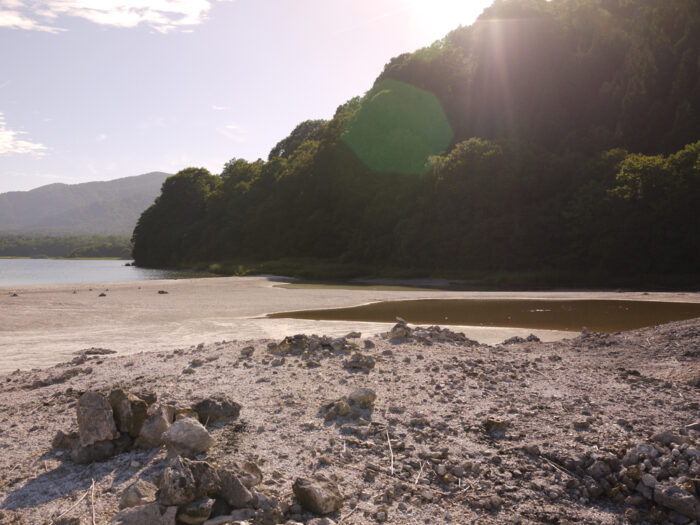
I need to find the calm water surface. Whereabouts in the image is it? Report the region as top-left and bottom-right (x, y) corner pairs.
(269, 298), (700, 333)
(0, 259), (178, 286)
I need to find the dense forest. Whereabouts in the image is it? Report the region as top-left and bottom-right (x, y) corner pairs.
(132, 0), (700, 286)
(0, 236), (132, 259)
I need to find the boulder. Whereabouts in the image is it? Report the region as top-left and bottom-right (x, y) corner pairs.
(71, 439), (115, 464)
(52, 430), (79, 450)
(110, 502), (177, 525)
(119, 479), (158, 509)
(162, 418), (214, 456)
(137, 404), (175, 449)
(347, 388), (376, 409)
(177, 498), (215, 525)
(654, 483), (700, 520)
(292, 476), (343, 515)
(343, 353), (375, 372)
(218, 469), (254, 508)
(193, 396), (242, 425)
(109, 389), (149, 438)
(76, 391), (118, 446)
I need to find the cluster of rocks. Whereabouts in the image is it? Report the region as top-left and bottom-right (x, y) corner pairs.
(267, 334), (359, 358)
(112, 457), (344, 524)
(386, 318), (479, 346)
(52, 389), (240, 464)
(544, 429), (700, 523)
(320, 388), (377, 423)
(501, 334), (541, 345)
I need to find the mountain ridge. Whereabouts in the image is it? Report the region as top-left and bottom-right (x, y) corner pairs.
(0, 172), (170, 236)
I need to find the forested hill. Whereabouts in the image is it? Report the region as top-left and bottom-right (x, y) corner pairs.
(0, 172), (169, 236)
(132, 0), (700, 286)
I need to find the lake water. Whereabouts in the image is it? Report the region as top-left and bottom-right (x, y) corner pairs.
(268, 298), (700, 333)
(0, 259), (177, 286)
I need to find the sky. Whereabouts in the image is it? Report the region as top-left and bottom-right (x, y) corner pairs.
(0, 0), (493, 193)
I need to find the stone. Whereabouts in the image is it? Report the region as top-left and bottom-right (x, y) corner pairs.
(110, 503), (177, 525)
(76, 391), (118, 446)
(389, 323), (409, 339)
(347, 388), (376, 409)
(641, 473), (657, 488)
(654, 482), (700, 520)
(119, 479), (158, 509)
(482, 418), (508, 438)
(202, 517), (237, 525)
(137, 404), (175, 449)
(343, 353), (375, 372)
(239, 462), (263, 489)
(70, 439), (115, 464)
(109, 389), (149, 438)
(240, 346), (255, 358)
(292, 476), (343, 515)
(229, 508), (256, 521)
(686, 421), (700, 432)
(177, 498), (215, 525)
(158, 458), (199, 506)
(652, 431), (689, 446)
(52, 430), (78, 450)
(219, 469), (254, 508)
(185, 458), (222, 496)
(587, 460), (612, 480)
(162, 418), (215, 456)
(194, 396), (242, 425)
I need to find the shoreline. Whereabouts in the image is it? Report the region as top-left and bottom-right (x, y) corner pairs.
(2, 275), (699, 373)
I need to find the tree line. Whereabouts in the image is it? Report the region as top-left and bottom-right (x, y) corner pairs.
(132, 0), (699, 286)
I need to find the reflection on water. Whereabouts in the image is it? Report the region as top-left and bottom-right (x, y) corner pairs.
(0, 258), (184, 286)
(268, 299), (700, 333)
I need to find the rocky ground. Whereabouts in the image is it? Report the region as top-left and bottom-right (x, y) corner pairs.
(0, 318), (698, 524)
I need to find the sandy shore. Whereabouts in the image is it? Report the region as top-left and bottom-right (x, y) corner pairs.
(2, 275), (699, 372)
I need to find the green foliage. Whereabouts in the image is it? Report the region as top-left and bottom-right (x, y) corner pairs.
(0, 235), (132, 259)
(131, 0), (700, 286)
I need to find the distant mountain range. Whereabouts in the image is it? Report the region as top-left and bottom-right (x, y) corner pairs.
(0, 172), (170, 236)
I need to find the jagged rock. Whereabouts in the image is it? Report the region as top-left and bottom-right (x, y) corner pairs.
(482, 418), (508, 438)
(652, 430), (689, 446)
(389, 322), (409, 339)
(51, 430), (78, 450)
(343, 353), (375, 372)
(322, 399), (351, 421)
(345, 332), (361, 339)
(110, 502), (177, 524)
(239, 462), (263, 489)
(70, 439), (115, 464)
(162, 418), (214, 456)
(185, 458), (222, 496)
(219, 469), (254, 508)
(240, 346), (254, 358)
(292, 476), (343, 515)
(347, 388), (376, 409)
(194, 396), (242, 425)
(158, 458), (199, 506)
(654, 482), (700, 520)
(137, 404), (175, 449)
(177, 498), (215, 525)
(76, 391), (118, 446)
(109, 389), (149, 438)
(587, 460), (612, 480)
(119, 479), (158, 509)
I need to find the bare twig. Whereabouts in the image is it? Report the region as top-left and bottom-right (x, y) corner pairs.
(52, 486), (90, 523)
(90, 478), (96, 525)
(338, 505), (359, 523)
(543, 456), (579, 478)
(413, 461), (424, 486)
(385, 429), (394, 476)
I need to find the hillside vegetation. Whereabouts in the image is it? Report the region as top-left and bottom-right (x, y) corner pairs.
(0, 172), (169, 236)
(132, 0), (700, 286)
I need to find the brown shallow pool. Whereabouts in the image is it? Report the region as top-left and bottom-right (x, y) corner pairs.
(267, 299), (700, 333)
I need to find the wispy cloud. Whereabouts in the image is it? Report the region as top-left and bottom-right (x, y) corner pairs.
(0, 112), (47, 156)
(211, 104), (229, 111)
(0, 0), (232, 33)
(96, 133), (107, 141)
(219, 123), (246, 142)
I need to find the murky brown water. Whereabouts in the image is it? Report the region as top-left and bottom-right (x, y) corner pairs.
(267, 299), (700, 333)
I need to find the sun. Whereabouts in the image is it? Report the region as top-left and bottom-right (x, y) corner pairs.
(408, 0), (493, 43)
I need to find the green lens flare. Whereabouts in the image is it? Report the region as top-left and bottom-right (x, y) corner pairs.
(341, 78), (454, 174)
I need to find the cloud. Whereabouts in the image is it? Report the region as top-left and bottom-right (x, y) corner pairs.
(220, 123), (246, 142)
(211, 104), (229, 111)
(0, 112), (47, 156)
(0, 0), (231, 33)
(96, 133), (107, 141)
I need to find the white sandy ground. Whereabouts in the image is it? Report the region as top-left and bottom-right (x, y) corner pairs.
(1, 275), (698, 372)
